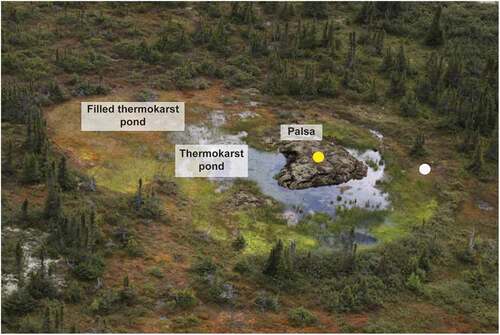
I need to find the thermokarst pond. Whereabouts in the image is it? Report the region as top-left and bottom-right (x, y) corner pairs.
(168, 111), (390, 245)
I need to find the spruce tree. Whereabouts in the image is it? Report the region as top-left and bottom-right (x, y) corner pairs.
(54, 305), (61, 332)
(302, 2), (328, 19)
(356, 2), (375, 24)
(400, 91), (419, 117)
(242, 3), (257, 24)
(249, 29), (268, 56)
(487, 124), (498, 161)
(208, 20), (229, 54)
(261, 2), (277, 15)
(444, 52), (463, 88)
(57, 156), (71, 191)
(417, 52), (445, 105)
(301, 64), (317, 97)
(380, 47), (394, 72)
(279, 3), (295, 21)
(469, 136), (485, 174)
(425, 6), (444, 46)
(42, 306), (51, 333)
(192, 20), (210, 44)
(88, 209), (97, 252)
(230, 2), (241, 22)
(346, 31), (356, 69)
(388, 71), (406, 97)
(3, 140), (14, 175)
(26, 110), (47, 154)
(45, 162), (62, 219)
(263, 239), (284, 277)
(21, 153), (41, 184)
(15, 241), (24, 288)
(59, 303), (64, 332)
(318, 73), (337, 97)
(80, 212), (88, 249)
(395, 45), (407, 74)
(366, 79), (379, 103)
(460, 123), (478, 153)
(475, 89), (495, 136)
(21, 199), (29, 222)
(134, 178), (143, 210)
(232, 233), (246, 251)
(321, 21), (332, 48)
(374, 29), (385, 55)
(39, 245), (47, 277)
(410, 133), (426, 157)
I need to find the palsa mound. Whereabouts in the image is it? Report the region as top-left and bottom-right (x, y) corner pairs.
(275, 141), (368, 190)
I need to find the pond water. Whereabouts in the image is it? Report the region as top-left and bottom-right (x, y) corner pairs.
(168, 113), (391, 244)
(248, 147), (390, 223)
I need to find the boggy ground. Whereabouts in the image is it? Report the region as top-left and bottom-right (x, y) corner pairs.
(41, 81), (497, 332)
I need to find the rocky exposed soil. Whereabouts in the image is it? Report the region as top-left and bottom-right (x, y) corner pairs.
(275, 141), (367, 190)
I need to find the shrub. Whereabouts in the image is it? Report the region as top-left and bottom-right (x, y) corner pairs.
(63, 280), (84, 303)
(45, 81), (69, 104)
(317, 73), (337, 97)
(90, 289), (121, 315)
(172, 62), (199, 89)
(21, 154), (41, 184)
(400, 92), (419, 117)
(2, 52), (51, 80)
(221, 65), (254, 88)
(2, 288), (36, 316)
(73, 80), (111, 96)
(365, 159), (379, 171)
(119, 286), (138, 306)
(198, 60), (218, 77)
(232, 234), (246, 251)
(410, 133), (427, 157)
(288, 307), (317, 327)
(56, 49), (110, 74)
(173, 289), (197, 309)
(406, 272), (424, 294)
(255, 291), (279, 312)
(464, 267), (487, 291)
(112, 41), (138, 59)
(192, 258), (217, 276)
(26, 272), (58, 300)
(135, 89), (157, 102)
(166, 52), (184, 67)
(233, 259), (251, 274)
(125, 238), (145, 257)
(206, 280), (236, 305)
(148, 266), (164, 279)
(320, 275), (385, 313)
(73, 254), (105, 281)
(17, 316), (43, 333)
(138, 195), (163, 219)
(172, 314), (201, 331)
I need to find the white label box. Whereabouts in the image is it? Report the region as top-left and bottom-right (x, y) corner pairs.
(175, 144), (248, 178)
(81, 102), (185, 131)
(280, 124), (323, 141)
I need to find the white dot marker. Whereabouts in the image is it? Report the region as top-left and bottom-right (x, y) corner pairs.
(419, 163), (431, 175)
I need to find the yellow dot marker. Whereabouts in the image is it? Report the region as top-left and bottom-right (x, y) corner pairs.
(312, 151), (325, 163)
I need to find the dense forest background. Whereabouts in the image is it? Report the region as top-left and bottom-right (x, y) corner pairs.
(1, 2), (498, 333)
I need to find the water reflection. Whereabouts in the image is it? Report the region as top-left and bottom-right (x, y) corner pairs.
(247, 147), (390, 221)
